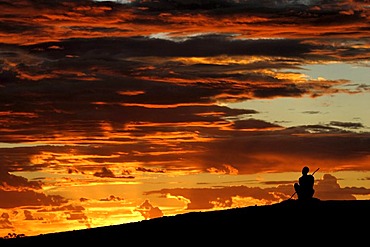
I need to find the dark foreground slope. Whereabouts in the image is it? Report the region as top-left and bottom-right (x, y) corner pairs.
(2, 199), (370, 245)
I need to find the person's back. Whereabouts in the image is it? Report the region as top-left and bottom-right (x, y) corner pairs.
(294, 166), (315, 200)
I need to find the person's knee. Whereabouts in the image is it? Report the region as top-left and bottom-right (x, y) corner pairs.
(294, 183), (299, 190)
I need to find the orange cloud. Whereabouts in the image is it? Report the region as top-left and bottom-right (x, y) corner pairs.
(134, 199), (163, 220)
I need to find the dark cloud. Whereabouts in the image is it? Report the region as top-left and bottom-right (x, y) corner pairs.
(0, 167), (69, 209)
(134, 199), (163, 220)
(24, 210), (43, 220)
(252, 84), (307, 98)
(99, 195), (124, 201)
(130, 0), (237, 10)
(0, 213), (13, 229)
(57, 205), (88, 221)
(136, 167), (166, 173)
(314, 174), (365, 200)
(0, 168), (41, 189)
(38, 204), (85, 213)
(94, 167), (115, 178)
(0, 0), (367, 47)
(0, 21), (41, 34)
(22, 35), (313, 59)
(232, 119), (282, 130)
(329, 121), (365, 129)
(302, 111), (320, 114)
(0, 190), (67, 208)
(1, 31), (366, 153)
(94, 167), (134, 178)
(130, 0), (362, 12)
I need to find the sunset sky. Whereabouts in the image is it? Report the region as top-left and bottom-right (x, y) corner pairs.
(1, 0), (369, 238)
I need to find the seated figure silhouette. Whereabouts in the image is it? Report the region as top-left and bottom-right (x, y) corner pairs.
(294, 166), (315, 201)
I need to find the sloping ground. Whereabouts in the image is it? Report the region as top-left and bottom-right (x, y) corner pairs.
(2, 199), (369, 245)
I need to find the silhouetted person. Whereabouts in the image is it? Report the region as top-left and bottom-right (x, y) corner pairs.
(294, 166), (315, 201)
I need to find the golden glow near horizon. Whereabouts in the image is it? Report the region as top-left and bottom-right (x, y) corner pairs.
(0, 0), (370, 238)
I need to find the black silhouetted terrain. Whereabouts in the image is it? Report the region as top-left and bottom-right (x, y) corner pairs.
(2, 199), (369, 245)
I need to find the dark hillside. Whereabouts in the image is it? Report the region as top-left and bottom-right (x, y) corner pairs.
(2, 199), (369, 244)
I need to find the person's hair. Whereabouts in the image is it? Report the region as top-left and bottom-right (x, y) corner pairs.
(302, 166), (309, 174)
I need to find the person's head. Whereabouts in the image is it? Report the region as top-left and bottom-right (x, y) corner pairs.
(302, 166), (309, 175)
